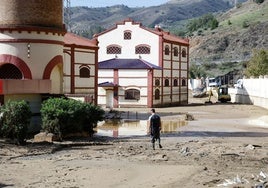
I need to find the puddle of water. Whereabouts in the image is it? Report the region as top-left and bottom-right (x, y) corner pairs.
(248, 116), (268, 128)
(95, 119), (187, 138)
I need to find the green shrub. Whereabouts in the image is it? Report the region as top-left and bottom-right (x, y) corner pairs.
(40, 98), (105, 138)
(0, 100), (32, 145)
(245, 49), (268, 77)
(242, 20), (249, 28)
(253, 0), (264, 4)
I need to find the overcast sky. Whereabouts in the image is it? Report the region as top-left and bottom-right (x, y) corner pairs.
(70, 0), (169, 8)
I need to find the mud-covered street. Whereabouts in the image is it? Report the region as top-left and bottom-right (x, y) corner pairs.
(1, 103), (268, 188)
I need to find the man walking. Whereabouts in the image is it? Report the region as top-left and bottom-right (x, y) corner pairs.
(149, 108), (162, 150)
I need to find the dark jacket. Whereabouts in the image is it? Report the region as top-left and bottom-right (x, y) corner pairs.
(150, 114), (161, 138)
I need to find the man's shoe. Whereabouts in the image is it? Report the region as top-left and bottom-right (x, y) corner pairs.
(159, 144), (162, 149)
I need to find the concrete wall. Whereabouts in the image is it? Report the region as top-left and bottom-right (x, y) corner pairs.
(229, 76), (268, 109)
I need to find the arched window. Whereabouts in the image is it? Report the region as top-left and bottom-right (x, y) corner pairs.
(155, 89), (160, 100)
(173, 78), (178, 86)
(164, 78), (169, 86)
(182, 48), (187, 57)
(165, 45), (170, 55)
(182, 78), (186, 86)
(155, 79), (160, 86)
(135, 45), (150, 54)
(0, 64), (22, 79)
(174, 47), (178, 57)
(79, 66), (90, 78)
(124, 31), (132, 40)
(125, 89), (140, 100)
(107, 45), (121, 54)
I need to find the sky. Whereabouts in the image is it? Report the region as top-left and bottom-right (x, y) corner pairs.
(70, 0), (169, 8)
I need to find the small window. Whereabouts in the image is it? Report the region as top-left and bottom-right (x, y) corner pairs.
(155, 89), (160, 100)
(165, 45), (170, 55)
(155, 79), (160, 86)
(124, 31), (132, 40)
(173, 78), (178, 86)
(135, 45), (150, 54)
(164, 79), (169, 86)
(107, 45), (121, 54)
(174, 47), (178, 57)
(125, 89), (140, 100)
(79, 67), (90, 78)
(182, 48), (187, 57)
(182, 78), (186, 86)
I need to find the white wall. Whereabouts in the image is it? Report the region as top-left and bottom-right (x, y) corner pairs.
(0, 31), (64, 80)
(229, 76), (268, 109)
(98, 21), (160, 65)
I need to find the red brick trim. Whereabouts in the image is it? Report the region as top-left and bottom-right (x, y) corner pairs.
(0, 26), (66, 36)
(43, 55), (63, 79)
(113, 69), (119, 108)
(0, 54), (32, 79)
(0, 38), (64, 45)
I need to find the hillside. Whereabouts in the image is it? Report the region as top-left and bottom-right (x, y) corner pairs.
(67, 0), (267, 78)
(68, 0), (246, 32)
(189, 0), (268, 65)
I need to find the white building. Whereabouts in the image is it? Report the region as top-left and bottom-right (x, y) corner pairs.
(95, 18), (189, 108)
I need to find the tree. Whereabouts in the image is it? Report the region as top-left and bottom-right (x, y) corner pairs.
(0, 100), (32, 144)
(245, 49), (268, 77)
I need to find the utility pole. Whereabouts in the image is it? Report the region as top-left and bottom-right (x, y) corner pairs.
(64, 0), (71, 31)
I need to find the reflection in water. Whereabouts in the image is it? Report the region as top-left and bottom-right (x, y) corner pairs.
(95, 119), (187, 138)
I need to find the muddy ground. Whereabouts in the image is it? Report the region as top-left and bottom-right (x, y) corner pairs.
(0, 99), (268, 188)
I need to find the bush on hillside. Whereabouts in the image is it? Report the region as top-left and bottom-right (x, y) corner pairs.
(40, 98), (105, 138)
(0, 100), (32, 145)
(253, 0), (264, 4)
(186, 13), (219, 34)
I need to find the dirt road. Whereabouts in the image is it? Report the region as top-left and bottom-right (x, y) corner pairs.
(0, 103), (268, 188)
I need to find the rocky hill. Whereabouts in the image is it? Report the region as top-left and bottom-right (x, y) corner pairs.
(68, 0), (246, 32)
(189, 0), (268, 64)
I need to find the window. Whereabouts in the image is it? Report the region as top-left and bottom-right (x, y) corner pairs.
(155, 79), (160, 86)
(135, 45), (150, 54)
(174, 47), (178, 57)
(0, 64), (22, 79)
(182, 78), (186, 86)
(124, 31), (131, 40)
(79, 66), (90, 78)
(165, 45), (170, 55)
(125, 89), (140, 100)
(182, 48), (187, 57)
(107, 45), (121, 54)
(155, 89), (160, 100)
(164, 78), (169, 86)
(173, 78), (178, 86)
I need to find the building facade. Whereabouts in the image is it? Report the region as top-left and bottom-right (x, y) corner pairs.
(63, 33), (99, 105)
(95, 18), (189, 108)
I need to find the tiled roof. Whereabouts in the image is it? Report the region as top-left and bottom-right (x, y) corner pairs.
(144, 27), (189, 45)
(94, 18), (189, 45)
(98, 58), (162, 70)
(98, 81), (118, 87)
(64, 32), (98, 48)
